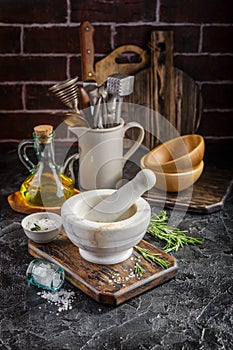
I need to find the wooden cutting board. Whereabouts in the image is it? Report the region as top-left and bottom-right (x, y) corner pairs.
(7, 189), (80, 215)
(80, 25), (202, 150)
(79, 21), (150, 86)
(28, 234), (178, 305)
(142, 167), (233, 214)
(95, 44), (150, 86)
(123, 31), (202, 149)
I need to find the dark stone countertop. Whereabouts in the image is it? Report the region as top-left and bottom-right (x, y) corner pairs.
(0, 145), (233, 350)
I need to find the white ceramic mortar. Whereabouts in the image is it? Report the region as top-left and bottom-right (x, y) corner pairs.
(61, 190), (151, 265)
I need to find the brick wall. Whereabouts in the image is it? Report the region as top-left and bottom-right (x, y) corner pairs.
(0, 0), (232, 148)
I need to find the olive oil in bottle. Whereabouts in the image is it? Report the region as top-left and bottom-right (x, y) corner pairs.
(19, 125), (76, 207)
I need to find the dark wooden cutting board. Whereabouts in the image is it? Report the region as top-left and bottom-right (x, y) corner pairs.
(91, 28), (202, 149)
(124, 30), (202, 149)
(142, 167), (233, 214)
(28, 234), (178, 305)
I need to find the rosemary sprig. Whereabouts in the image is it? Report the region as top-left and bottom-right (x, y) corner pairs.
(147, 211), (204, 253)
(30, 223), (41, 231)
(134, 262), (145, 276)
(135, 246), (169, 269)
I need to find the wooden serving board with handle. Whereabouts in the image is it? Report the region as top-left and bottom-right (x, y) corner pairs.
(95, 44), (150, 86)
(79, 24), (202, 149)
(28, 233), (178, 306)
(124, 31), (202, 149)
(79, 21), (150, 87)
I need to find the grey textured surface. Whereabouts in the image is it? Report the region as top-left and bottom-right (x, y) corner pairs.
(0, 147), (232, 350)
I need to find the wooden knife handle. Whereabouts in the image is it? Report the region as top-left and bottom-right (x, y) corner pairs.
(80, 21), (96, 82)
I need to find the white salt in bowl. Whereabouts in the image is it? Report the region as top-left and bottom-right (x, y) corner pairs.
(21, 212), (62, 243)
(61, 190), (151, 265)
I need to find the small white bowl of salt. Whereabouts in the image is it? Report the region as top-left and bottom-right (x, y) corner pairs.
(21, 212), (62, 243)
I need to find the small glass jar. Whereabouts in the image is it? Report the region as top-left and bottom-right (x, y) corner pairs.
(26, 258), (65, 291)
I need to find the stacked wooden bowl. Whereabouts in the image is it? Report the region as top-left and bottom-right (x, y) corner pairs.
(140, 135), (205, 192)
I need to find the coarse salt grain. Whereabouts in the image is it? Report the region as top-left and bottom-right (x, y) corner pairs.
(37, 289), (75, 313)
(104, 252), (146, 287)
(27, 218), (57, 231)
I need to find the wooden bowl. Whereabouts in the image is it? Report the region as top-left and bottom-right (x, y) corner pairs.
(141, 156), (204, 192)
(144, 134), (205, 173)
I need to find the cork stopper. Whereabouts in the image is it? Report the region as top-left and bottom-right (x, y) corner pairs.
(34, 125), (53, 136)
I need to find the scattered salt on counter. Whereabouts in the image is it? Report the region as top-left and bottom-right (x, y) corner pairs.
(26, 218), (57, 231)
(36, 255), (143, 311)
(107, 254), (144, 287)
(37, 289), (76, 314)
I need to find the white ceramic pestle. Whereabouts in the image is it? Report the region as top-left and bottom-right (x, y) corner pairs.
(85, 169), (156, 222)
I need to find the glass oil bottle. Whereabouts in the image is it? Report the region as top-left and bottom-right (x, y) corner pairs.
(18, 125), (79, 207)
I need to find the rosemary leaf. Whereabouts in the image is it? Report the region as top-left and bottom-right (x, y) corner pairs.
(147, 211), (204, 253)
(30, 223), (41, 231)
(135, 246), (169, 269)
(135, 262), (145, 276)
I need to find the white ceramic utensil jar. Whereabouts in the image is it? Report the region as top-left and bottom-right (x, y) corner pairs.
(69, 119), (144, 190)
